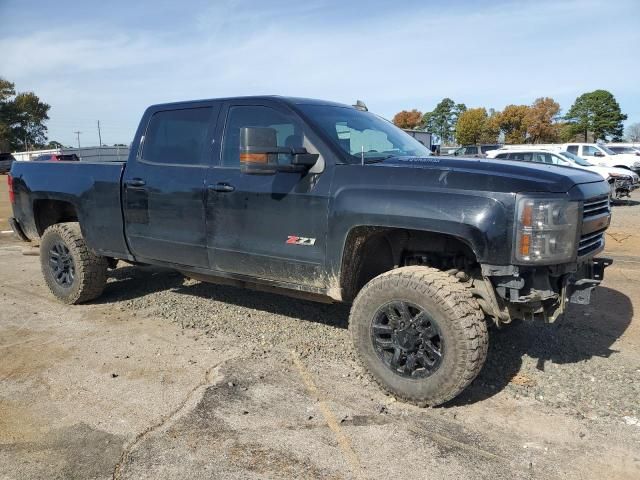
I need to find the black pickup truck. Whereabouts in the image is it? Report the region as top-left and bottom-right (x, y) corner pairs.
(8, 96), (612, 406)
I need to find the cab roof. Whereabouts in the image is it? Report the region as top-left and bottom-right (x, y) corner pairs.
(147, 95), (353, 111)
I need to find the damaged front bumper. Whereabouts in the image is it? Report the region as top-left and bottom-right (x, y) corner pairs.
(480, 257), (613, 324)
(565, 257), (613, 305)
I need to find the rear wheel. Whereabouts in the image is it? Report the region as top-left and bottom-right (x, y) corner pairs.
(40, 222), (108, 304)
(349, 266), (488, 406)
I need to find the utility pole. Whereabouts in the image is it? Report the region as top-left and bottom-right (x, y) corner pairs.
(97, 120), (102, 146)
(74, 131), (82, 149)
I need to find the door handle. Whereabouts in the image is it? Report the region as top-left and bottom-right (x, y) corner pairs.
(126, 178), (146, 187)
(209, 183), (235, 193)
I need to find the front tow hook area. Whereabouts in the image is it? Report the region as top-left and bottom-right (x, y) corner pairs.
(567, 257), (613, 305)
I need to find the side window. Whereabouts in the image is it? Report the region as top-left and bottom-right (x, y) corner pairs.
(551, 154), (567, 165)
(465, 146), (478, 155)
(495, 153), (508, 159)
(510, 152), (533, 162)
(533, 152), (554, 164)
(221, 105), (304, 167)
(582, 146), (598, 156)
(567, 145), (579, 154)
(142, 107), (212, 165)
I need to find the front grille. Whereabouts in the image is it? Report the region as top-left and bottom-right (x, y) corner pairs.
(578, 228), (606, 256)
(582, 197), (610, 218)
(578, 196), (610, 257)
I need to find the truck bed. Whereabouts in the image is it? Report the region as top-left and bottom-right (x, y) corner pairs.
(9, 160), (130, 259)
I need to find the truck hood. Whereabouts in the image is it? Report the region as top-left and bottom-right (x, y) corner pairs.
(371, 156), (606, 194)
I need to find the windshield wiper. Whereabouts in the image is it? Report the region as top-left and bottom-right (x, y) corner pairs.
(363, 155), (395, 164)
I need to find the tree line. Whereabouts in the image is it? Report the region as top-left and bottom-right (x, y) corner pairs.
(0, 77), (51, 152)
(393, 90), (634, 146)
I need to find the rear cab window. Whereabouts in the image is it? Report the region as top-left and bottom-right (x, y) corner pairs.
(142, 107), (213, 165)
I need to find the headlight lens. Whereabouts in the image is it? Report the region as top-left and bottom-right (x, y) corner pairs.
(514, 195), (579, 263)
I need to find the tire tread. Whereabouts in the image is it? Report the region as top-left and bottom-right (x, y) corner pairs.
(349, 266), (488, 406)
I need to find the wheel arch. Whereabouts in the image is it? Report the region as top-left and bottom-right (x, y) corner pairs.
(337, 225), (480, 302)
(33, 198), (80, 236)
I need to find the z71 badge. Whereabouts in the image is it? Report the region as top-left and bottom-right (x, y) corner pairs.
(286, 236), (316, 246)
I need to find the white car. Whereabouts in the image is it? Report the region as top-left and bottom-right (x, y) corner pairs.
(607, 144), (640, 156)
(486, 147), (639, 200)
(563, 143), (640, 173)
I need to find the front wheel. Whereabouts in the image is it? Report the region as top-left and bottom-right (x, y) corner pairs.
(40, 222), (108, 304)
(349, 266), (488, 406)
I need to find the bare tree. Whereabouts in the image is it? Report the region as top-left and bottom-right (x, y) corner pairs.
(625, 122), (640, 142)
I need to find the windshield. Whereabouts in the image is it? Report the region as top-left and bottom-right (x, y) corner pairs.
(298, 105), (432, 162)
(559, 151), (593, 166)
(599, 145), (617, 155)
(611, 146), (636, 154)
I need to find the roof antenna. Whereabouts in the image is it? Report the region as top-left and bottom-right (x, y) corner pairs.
(353, 100), (368, 111)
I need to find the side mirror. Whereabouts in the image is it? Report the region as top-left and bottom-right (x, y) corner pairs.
(239, 127), (318, 175)
(593, 151), (604, 157)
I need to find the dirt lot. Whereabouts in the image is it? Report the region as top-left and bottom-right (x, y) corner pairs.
(1, 176), (639, 479)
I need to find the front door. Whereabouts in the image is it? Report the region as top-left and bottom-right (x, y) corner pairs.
(205, 101), (333, 287)
(124, 104), (219, 267)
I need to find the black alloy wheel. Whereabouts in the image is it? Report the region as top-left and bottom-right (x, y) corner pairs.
(371, 300), (443, 378)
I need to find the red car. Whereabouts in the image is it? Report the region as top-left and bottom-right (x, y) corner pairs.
(33, 153), (80, 162)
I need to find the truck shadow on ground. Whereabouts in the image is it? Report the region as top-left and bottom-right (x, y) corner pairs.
(98, 265), (351, 327)
(447, 285), (633, 406)
(98, 266), (632, 406)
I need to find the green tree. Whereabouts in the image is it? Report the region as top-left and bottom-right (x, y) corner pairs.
(421, 98), (466, 145)
(498, 105), (530, 144)
(46, 140), (64, 149)
(392, 109), (423, 129)
(0, 77), (50, 151)
(565, 90), (627, 142)
(455, 108), (490, 145)
(0, 78), (16, 151)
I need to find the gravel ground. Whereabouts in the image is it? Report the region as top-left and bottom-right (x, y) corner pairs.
(92, 192), (640, 427)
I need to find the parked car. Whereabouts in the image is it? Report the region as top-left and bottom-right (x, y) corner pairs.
(438, 146), (459, 155)
(33, 153), (80, 162)
(8, 96), (612, 407)
(487, 147), (639, 200)
(452, 144), (501, 157)
(0, 153), (16, 174)
(563, 143), (640, 173)
(606, 145), (640, 156)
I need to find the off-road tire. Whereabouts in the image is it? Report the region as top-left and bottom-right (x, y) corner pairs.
(349, 266), (488, 406)
(40, 222), (108, 304)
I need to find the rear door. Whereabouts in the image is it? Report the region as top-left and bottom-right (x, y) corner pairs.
(123, 103), (220, 267)
(204, 100), (333, 287)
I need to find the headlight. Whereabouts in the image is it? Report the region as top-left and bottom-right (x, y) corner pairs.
(514, 195), (579, 264)
(609, 172), (631, 180)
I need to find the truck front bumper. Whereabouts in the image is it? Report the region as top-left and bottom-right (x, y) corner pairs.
(565, 257), (613, 305)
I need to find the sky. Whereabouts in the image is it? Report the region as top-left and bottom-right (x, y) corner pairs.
(1, 0), (639, 147)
